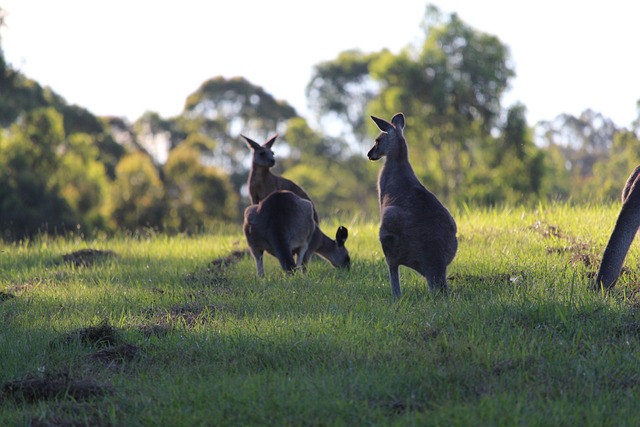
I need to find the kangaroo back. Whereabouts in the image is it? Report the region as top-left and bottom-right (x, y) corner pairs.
(242, 133), (319, 223)
(595, 165), (640, 290)
(243, 190), (315, 276)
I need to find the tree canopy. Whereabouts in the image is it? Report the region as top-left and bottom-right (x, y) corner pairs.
(0, 3), (638, 240)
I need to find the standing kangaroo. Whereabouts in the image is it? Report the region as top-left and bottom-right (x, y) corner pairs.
(242, 134), (319, 223)
(367, 112), (458, 298)
(594, 165), (640, 290)
(244, 190), (349, 277)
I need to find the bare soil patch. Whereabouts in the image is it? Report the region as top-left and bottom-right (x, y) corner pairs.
(531, 220), (600, 272)
(52, 321), (122, 348)
(60, 249), (118, 268)
(2, 372), (113, 403)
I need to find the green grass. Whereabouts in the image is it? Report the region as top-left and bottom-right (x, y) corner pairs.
(2, 203), (640, 426)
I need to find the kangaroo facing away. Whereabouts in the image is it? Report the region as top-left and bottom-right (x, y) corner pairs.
(242, 134), (319, 223)
(367, 112), (458, 299)
(243, 190), (350, 277)
(594, 165), (640, 290)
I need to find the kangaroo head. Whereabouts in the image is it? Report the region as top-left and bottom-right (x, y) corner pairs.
(242, 134), (277, 168)
(367, 113), (406, 161)
(333, 226), (351, 269)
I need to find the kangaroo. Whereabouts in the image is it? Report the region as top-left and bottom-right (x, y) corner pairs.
(243, 190), (349, 277)
(367, 112), (458, 299)
(242, 134), (319, 223)
(621, 165), (640, 203)
(302, 223), (350, 270)
(594, 165), (640, 290)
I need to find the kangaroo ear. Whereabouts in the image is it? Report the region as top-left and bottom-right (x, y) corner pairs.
(391, 113), (405, 131)
(241, 134), (261, 150)
(371, 115), (392, 132)
(264, 133), (278, 149)
(336, 226), (348, 246)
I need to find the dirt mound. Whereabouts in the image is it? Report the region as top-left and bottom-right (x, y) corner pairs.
(2, 373), (113, 403)
(60, 249), (118, 267)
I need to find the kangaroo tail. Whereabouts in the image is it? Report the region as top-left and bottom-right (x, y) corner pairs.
(595, 167), (640, 290)
(622, 165), (640, 203)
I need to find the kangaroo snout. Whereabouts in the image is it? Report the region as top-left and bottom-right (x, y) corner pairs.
(340, 256), (351, 269)
(367, 148), (381, 161)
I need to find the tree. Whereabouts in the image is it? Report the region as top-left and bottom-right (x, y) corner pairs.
(367, 7), (514, 203)
(182, 76), (298, 173)
(109, 152), (165, 231)
(0, 108), (76, 239)
(283, 118), (378, 218)
(133, 111), (186, 164)
(487, 104), (545, 204)
(536, 109), (618, 178)
(283, 117), (349, 161)
(53, 133), (112, 233)
(417, 7), (513, 130)
(590, 130), (640, 201)
(163, 139), (238, 231)
(306, 5), (517, 205)
(306, 50), (381, 146)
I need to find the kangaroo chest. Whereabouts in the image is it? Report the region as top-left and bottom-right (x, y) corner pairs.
(378, 166), (419, 204)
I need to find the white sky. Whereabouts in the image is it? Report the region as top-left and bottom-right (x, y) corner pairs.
(1, 1), (639, 128)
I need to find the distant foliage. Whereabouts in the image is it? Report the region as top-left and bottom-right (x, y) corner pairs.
(108, 152), (165, 231)
(182, 76), (298, 174)
(0, 108), (81, 239)
(54, 133), (111, 231)
(1, 4), (639, 240)
(163, 142), (238, 231)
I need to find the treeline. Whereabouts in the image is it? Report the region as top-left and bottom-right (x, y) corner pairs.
(1, 4), (639, 240)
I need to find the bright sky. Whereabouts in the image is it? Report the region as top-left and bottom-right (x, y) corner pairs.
(2, 1), (639, 128)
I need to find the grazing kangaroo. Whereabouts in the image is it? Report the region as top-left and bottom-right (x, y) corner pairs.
(302, 223), (350, 270)
(367, 112), (458, 299)
(242, 134), (319, 223)
(243, 190), (349, 277)
(594, 165), (640, 290)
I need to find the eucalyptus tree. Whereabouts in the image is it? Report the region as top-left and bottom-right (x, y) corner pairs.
(282, 117), (378, 218)
(536, 109), (619, 179)
(109, 152), (165, 231)
(590, 130), (640, 202)
(181, 76), (298, 174)
(0, 108), (111, 239)
(308, 5), (516, 204)
(306, 49), (381, 147)
(162, 135), (238, 230)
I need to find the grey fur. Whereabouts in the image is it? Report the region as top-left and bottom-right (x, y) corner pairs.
(367, 112), (458, 299)
(595, 165), (640, 290)
(242, 133), (319, 223)
(243, 190), (349, 277)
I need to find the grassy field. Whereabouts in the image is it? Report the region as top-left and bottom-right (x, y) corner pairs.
(1, 203), (640, 426)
